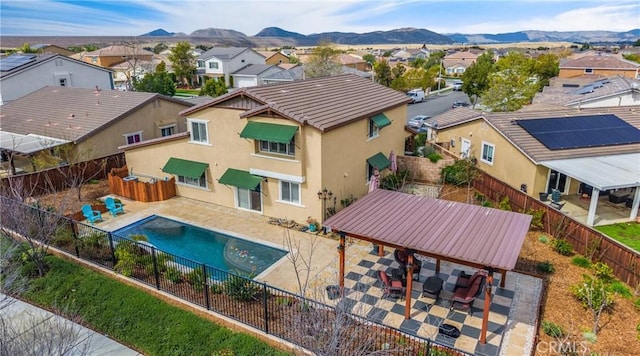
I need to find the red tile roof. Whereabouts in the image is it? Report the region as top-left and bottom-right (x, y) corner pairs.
(324, 189), (532, 271)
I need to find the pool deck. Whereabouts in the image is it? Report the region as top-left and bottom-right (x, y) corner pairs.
(93, 194), (541, 356)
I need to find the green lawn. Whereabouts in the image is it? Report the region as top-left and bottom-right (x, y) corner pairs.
(595, 222), (640, 252)
(175, 88), (201, 96)
(23, 257), (289, 356)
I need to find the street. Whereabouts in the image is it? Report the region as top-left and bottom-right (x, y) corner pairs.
(406, 90), (471, 123)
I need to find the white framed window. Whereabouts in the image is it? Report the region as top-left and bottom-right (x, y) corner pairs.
(280, 181), (300, 204)
(481, 141), (495, 165)
(188, 119), (209, 144)
(237, 186), (262, 212)
(59, 78), (67, 87)
(259, 140), (295, 156)
(208, 62), (219, 69)
(197, 60), (205, 68)
(368, 118), (379, 138)
(177, 173), (207, 188)
(124, 131), (142, 145)
(160, 125), (175, 137)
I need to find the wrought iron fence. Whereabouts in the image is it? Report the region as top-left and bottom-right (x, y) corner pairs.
(1, 196), (470, 355)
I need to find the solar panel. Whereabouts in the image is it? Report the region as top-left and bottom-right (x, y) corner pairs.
(517, 114), (640, 150)
(573, 85), (594, 95)
(562, 83), (579, 88)
(0, 54), (37, 72)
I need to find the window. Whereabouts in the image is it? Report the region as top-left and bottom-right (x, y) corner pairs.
(280, 181), (300, 204)
(259, 140), (295, 156)
(197, 60), (205, 68)
(481, 142), (495, 165)
(160, 125), (175, 137)
(208, 62), (219, 69)
(178, 173), (207, 188)
(91, 57), (97, 64)
(368, 118), (379, 138)
(59, 78), (67, 87)
(124, 132), (142, 145)
(237, 185), (262, 212)
(188, 119), (209, 144)
(584, 68), (593, 74)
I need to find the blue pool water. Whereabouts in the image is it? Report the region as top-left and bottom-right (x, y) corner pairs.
(112, 215), (287, 275)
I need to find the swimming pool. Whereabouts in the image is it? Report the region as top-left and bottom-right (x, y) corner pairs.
(112, 215), (287, 276)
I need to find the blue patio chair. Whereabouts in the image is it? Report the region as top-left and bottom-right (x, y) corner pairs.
(105, 197), (124, 217)
(82, 204), (103, 225)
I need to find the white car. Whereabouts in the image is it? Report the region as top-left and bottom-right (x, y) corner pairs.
(452, 80), (463, 91)
(407, 115), (431, 129)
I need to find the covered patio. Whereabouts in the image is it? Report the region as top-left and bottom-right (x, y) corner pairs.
(324, 189), (532, 344)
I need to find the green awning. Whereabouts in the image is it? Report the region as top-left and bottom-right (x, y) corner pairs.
(371, 114), (391, 128)
(239, 122), (297, 144)
(218, 168), (263, 190)
(162, 157), (208, 179)
(367, 152), (390, 170)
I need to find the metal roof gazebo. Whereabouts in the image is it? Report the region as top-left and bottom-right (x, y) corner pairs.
(323, 189), (532, 344)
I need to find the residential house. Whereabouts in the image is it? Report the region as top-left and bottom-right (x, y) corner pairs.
(442, 51), (479, 76)
(336, 54), (367, 71)
(196, 47), (265, 88)
(31, 44), (75, 57)
(0, 86), (192, 173)
(257, 51), (290, 65)
(427, 106), (640, 225)
(119, 74), (411, 224)
(0, 53), (113, 105)
(559, 53), (640, 79)
(261, 65), (372, 85)
(79, 45), (156, 88)
(231, 64), (283, 88)
(533, 75), (640, 108)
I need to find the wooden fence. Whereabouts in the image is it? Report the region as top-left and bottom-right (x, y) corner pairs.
(474, 172), (640, 287)
(108, 166), (176, 202)
(0, 153), (125, 197)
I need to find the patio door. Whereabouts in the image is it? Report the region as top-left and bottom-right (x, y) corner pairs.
(237, 185), (262, 212)
(546, 170), (570, 194)
(460, 138), (471, 158)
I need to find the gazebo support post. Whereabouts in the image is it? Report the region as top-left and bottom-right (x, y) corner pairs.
(377, 244), (384, 256)
(435, 258), (440, 274)
(500, 270), (506, 288)
(480, 271), (494, 344)
(586, 188), (599, 226)
(338, 233), (346, 293)
(404, 253), (414, 320)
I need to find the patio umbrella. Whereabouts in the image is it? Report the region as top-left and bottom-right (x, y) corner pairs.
(368, 169), (380, 192)
(389, 150), (397, 173)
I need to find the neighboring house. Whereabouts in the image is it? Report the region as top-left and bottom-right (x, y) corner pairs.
(80, 45), (155, 88)
(427, 106), (640, 225)
(559, 53), (640, 79)
(196, 47), (265, 88)
(0, 86), (192, 167)
(257, 51), (290, 65)
(336, 54), (367, 71)
(231, 64), (283, 88)
(31, 44), (74, 56)
(120, 74), (411, 223)
(391, 49), (412, 60)
(533, 75), (640, 108)
(442, 51), (479, 75)
(0, 53), (114, 105)
(261, 65), (371, 84)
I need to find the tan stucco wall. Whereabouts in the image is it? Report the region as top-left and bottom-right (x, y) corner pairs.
(559, 68), (638, 79)
(76, 99), (189, 159)
(265, 53), (290, 65)
(123, 104), (408, 224)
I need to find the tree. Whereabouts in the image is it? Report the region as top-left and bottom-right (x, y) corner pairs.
(480, 52), (538, 112)
(153, 42), (168, 54)
(533, 53), (559, 88)
(155, 61), (167, 73)
(304, 42), (342, 78)
(19, 42), (38, 53)
(373, 59), (392, 87)
(362, 53), (375, 67)
(199, 77), (228, 97)
(461, 50), (494, 106)
(167, 41), (197, 88)
(133, 72), (176, 96)
(391, 67), (433, 92)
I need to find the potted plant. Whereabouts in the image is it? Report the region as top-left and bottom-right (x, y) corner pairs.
(306, 216), (320, 232)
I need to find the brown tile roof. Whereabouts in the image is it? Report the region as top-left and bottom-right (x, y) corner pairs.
(560, 54), (640, 70)
(337, 54), (365, 65)
(1, 86), (191, 143)
(533, 75), (640, 107)
(181, 74), (411, 132)
(324, 189), (532, 271)
(84, 45), (154, 57)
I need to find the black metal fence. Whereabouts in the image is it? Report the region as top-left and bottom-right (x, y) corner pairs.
(1, 196), (470, 355)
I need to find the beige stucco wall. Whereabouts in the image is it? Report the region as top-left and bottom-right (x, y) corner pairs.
(559, 68), (638, 79)
(75, 99), (189, 160)
(123, 104), (408, 224)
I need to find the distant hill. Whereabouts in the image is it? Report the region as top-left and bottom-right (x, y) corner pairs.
(141, 29), (174, 37)
(254, 27), (452, 45)
(447, 29), (640, 44)
(255, 27), (306, 39)
(190, 28), (247, 38)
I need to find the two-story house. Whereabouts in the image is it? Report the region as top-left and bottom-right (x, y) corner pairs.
(196, 47), (265, 88)
(0, 53), (113, 105)
(119, 74), (411, 223)
(443, 51), (479, 76)
(80, 45), (155, 88)
(559, 53), (640, 79)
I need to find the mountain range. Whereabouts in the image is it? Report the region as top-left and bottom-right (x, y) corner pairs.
(141, 27), (640, 45)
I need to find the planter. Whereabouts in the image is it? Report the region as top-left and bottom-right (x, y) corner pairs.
(539, 192), (549, 201)
(308, 224), (317, 232)
(326, 285), (341, 300)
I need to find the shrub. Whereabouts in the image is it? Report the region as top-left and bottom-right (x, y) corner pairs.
(481, 201), (493, 207)
(440, 158), (478, 186)
(572, 274), (614, 334)
(593, 262), (614, 283)
(542, 320), (564, 338)
(553, 238), (573, 256)
(634, 298), (640, 311)
(537, 260), (555, 274)
(538, 235), (549, 244)
(275, 297), (293, 307)
(51, 225), (74, 247)
(608, 281), (632, 298)
(497, 196), (511, 211)
(164, 266), (182, 284)
(526, 208), (545, 231)
(582, 331), (597, 343)
(427, 152), (442, 163)
(114, 241), (137, 277)
(186, 268), (205, 292)
(210, 283), (224, 294)
(571, 256), (592, 269)
(224, 275), (261, 302)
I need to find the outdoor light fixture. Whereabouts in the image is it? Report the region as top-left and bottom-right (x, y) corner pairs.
(318, 188), (334, 221)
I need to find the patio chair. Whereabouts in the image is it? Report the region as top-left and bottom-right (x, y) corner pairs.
(82, 204), (103, 225)
(454, 270), (485, 289)
(378, 270), (404, 300)
(393, 249), (422, 280)
(105, 197), (124, 217)
(450, 270), (487, 315)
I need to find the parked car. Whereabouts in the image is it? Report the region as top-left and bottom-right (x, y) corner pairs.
(406, 89), (425, 103)
(452, 80), (463, 91)
(451, 101), (470, 108)
(407, 114), (431, 129)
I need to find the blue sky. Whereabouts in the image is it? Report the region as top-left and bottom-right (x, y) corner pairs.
(1, 0), (638, 36)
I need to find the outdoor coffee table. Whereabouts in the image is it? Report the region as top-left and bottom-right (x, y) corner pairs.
(422, 276), (444, 302)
